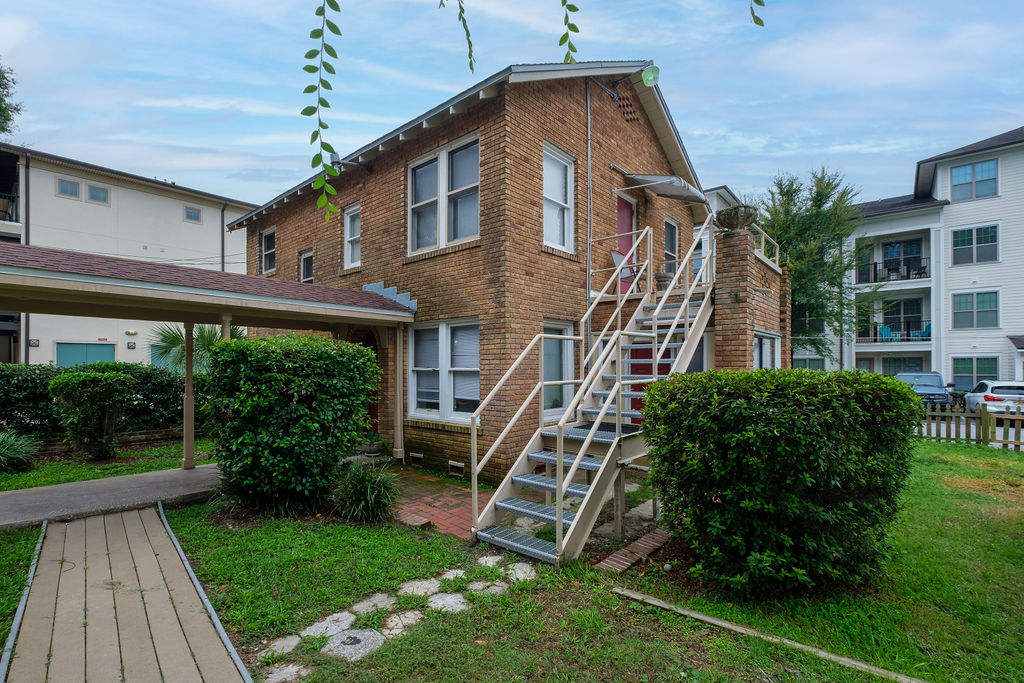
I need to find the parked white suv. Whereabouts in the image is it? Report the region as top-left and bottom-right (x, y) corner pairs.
(963, 380), (1024, 414)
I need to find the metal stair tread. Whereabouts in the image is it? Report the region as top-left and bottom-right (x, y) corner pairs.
(528, 450), (603, 471)
(637, 314), (698, 324)
(496, 497), (575, 527)
(601, 374), (659, 382)
(477, 526), (557, 564)
(539, 424), (640, 443)
(642, 301), (703, 311)
(621, 342), (682, 350)
(581, 407), (644, 419)
(593, 389), (646, 399)
(513, 473), (591, 498)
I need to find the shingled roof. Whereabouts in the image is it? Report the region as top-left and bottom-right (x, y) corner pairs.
(914, 125), (1024, 198)
(857, 194), (949, 219)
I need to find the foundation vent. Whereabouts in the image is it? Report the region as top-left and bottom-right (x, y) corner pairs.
(409, 452), (424, 467)
(448, 460), (466, 477)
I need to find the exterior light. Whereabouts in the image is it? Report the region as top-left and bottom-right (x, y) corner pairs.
(641, 65), (660, 87)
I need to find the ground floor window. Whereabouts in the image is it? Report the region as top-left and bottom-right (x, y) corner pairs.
(952, 356), (998, 391)
(542, 322), (574, 419)
(753, 333), (781, 369)
(793, 357), (826, 370)
(409, 320), (480, 422)
(882, 356), (924, 375)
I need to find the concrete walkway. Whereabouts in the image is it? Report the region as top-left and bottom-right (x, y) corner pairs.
(0, 465), (221, 530)
(6, 508), (245, 683)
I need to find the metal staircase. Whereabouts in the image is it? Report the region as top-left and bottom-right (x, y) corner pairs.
(470, 214), (716, 565)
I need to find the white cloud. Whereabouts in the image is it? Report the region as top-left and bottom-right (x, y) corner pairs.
(133, 96), (406, 124)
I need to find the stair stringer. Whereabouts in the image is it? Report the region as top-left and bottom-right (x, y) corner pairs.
(558, 437), (625, 562)
(473, 428), (546, 537)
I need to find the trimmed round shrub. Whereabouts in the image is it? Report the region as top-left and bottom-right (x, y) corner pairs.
(0, 363), (65, 437)
(643, 369), (923, 596)
(49, 372), (137, 460)
(82, 361), (185, 431)
(0, 430), (40, 472)
(333, 462), (398, 523)
(206, 335), (380, 513)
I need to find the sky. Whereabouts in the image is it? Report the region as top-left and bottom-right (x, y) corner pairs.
(1, 0), (1022, 207)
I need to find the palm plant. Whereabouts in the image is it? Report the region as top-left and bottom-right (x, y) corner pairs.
(149, 323), (245, 373)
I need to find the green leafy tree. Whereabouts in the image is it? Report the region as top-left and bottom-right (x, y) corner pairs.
(149, 322), (245, 374)
(0, 57), (23, 137)
(761, 169), (877, 363)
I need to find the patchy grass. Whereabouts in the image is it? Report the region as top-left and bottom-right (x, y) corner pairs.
(628, 440), (1024, 683)
(0, 438), (215, 491)
(0, 526), (40, 646)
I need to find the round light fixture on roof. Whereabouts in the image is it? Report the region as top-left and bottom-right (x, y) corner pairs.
(641, 65), (660, 87)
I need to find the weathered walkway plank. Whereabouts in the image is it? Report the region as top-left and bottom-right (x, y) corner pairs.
(48, 517), (86, 683)
(84, 514), (121, 683)
(6, 523), (65, 682)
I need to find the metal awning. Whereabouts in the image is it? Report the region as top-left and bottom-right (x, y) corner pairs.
(612, 167), (706, 204)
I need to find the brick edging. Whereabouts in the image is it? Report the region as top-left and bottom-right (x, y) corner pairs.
(595, 527), (671, 574)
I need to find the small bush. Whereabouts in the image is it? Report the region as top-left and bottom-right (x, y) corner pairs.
(0, 364), (65, 437)
(206, 335), (380, 513)
(643, 369), (923, 596)
(49, 372), (137, 460)
(333, 463), (398, 522)
(0, 430), (39, 472)
(81, 362), (184, 431)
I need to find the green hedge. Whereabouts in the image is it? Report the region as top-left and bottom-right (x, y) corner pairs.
(0, 364), (65, 437)
(49, 372), (137, 460)
(206, 335), (380, 513)
(643, 369), (923, 596)
(81, 362), (185, 431)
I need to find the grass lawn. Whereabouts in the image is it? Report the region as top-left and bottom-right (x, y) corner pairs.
(0, 526), (41, 648)
(0, 438), (215, 492)
(627, 440), (1024, 683)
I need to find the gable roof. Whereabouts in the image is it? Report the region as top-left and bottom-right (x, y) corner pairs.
(856, 193), (949, 219)
(230, 60), (701, 228)
(0, 142), (256, 210)
(914, 125), (1024, 198)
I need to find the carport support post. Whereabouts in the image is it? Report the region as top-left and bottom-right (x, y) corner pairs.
(182, 321), (195, 470)
(393, 325), (405, 463)
(220, 312), (231, 340)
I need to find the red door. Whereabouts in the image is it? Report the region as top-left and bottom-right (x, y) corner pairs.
(616, 196), (635, 294)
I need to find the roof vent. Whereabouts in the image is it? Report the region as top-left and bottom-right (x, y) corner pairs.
(618, 94), (640, 123)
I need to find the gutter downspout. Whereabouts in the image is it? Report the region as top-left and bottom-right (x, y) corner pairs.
(220, 202), (227, 271)
(585, 78), (593, 366)
(23, 152), (30, 365)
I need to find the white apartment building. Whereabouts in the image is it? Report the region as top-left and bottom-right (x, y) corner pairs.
(795, 126), (1024, 385)
(0, 143), (255, 365)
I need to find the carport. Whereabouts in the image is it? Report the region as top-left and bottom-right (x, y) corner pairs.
(0, 242), (415, 467)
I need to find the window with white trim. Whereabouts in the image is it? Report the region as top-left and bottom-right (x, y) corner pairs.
(409, 320), (480, 421)
(344, 204), (361, 269)
(409, 137), (479, 253)
(299, 249), (313, 283)
(664, 218), (678, 274)
(259, 227), (276, 274)
(57, 178), (80, 199)
(184, 205), (202, 223)
(87, 185), (109, 205)
(542, 143), (574, 252)
(542, 322), (574, 419)
(952, 291), (998, 329)
(951, 159), (997, 201)
(951, 225), (997, 265)
(953, 356), (998, 391)
(753, 333), (780, 369)
(793, 358), (826, 371)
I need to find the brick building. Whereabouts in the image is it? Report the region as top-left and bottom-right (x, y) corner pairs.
(231, 61), (789, 561)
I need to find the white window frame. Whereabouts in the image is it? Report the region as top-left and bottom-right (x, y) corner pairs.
(950, 158), (998, 201)
(951, 355), (1000, 391)
(299, 248), (314, 283)
(184, 205), (203, 224)
(664, 217), (679, 274)
(344, 203), (361, 269)
(259, 227), (276, 274)
(753, 331), (782, 369)
(542, 142), (575, 253)
(951, 289), (999, 330)
(407, 133), (480, 255)
(793, 357), (826, 371)
(950, 222), (999, 266)
(86, 184), (110, 206)
(542, 321), (575, 422)
(56, 177), (81, 200)
(408, 318), (480, 423)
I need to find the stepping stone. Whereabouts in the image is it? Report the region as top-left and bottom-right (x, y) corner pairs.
(300, 610), (356, 638)
(467, 580), (508, 595)
(505, 562), (536, 582)
(259, 634), (300, 657)
(320, 629), (386, 661)
(625, 482), (641, 493)
(439, 568), (465, 580)
(397, 577), (441, 596)
(426, 592), (470, 612)
(381, 610), (423, 637)
(514, 516), (545, 533)
(349, 593), (396, 615)
(264, 663), (310, 683)
(476, 555), (504, 567)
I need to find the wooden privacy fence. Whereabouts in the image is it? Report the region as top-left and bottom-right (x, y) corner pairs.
(918, 404), (1024, 450)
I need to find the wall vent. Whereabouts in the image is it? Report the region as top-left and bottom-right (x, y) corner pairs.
(409, 452), (424, 467)
(448, 460), (466, 477)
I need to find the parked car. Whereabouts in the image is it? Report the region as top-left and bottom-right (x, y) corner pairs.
(964, 380), (1024, 414)
(894, 372), (953, 408)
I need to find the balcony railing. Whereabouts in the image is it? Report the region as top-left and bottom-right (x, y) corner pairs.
(856, 256), (929, 284)
(856, 319), (932, 343)
(0, 193), (18, 224)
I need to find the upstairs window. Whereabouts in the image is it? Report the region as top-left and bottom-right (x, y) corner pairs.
(184, 205), (202, 223)
(951, 159), (997, 201)
(951, 225), (998, 265)
(952, 291), (998, 329)
(87, 185), (109, 205)
(299, 249), (313, 283)
(409, 137), (479, 253)
(344, 204), (361, 269)
(542, 143), (574, 252)
(259, 228), (276, 274)
(57, 178), (80, 199)
(664, 218), (678, 274)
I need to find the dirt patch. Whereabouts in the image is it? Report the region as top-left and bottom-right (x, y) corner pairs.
(942, 475), (1024, 506)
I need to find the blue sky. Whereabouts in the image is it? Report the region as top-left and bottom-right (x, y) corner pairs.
(2, 0), (1022, 206)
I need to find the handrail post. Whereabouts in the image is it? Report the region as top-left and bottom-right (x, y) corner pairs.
(470, 414), (478, 535)
(538, 341), (545, 430)
(646, 227), (653, 298)
(555, 425), (565, 561)
(615, 332), (622, 441)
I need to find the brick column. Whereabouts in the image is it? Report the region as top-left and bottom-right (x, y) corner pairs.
(713, 229), (756, 370)
(778, 264), (792, 368)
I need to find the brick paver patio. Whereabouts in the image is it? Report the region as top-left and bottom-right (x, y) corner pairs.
(395, 470), (491, 540)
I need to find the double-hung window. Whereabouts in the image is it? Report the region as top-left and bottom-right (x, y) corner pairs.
(344, 204), (361, 269)
(664, 218), (678, 274)
(952, 291), (998, 329)
(953, 357), (998, 391)
(299, 249), (313, 283)
(951, 225), (998, 265)
(542, 143), (574, 252)
(951, 159), (997, 201)
(409, 137), (479, 253)
(542, 322), (574, 420)
(259, 228), (276, 274)
(753, 333), (780, 369)
(410, 321), (480, 422)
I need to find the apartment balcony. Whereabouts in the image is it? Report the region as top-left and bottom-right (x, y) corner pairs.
(0, 193), (18, 224)
(856, 318), (932, 345)
(855, 256), (930, 284)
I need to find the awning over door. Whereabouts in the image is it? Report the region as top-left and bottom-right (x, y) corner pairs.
(614, 169), (706, 204)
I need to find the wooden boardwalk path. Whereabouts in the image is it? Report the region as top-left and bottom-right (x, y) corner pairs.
(6, 508), (245, 683)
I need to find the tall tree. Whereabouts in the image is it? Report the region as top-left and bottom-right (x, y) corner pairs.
(761, 169), (872, 364)
(0, 58), (23, 137)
